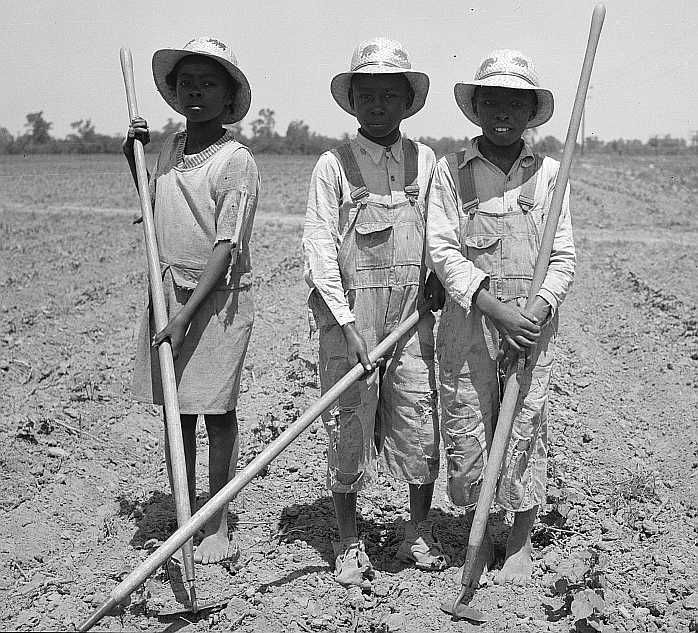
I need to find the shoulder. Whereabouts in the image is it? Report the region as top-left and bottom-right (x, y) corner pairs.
(313, 149), (343, 180)
(409, 139), (435, 160)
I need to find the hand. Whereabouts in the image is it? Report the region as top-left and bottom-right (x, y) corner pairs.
(123, 116), (150, 156)
(424, 271), (445, 311)
(342, 323), (375, 375)
(152, 313), (189, 359)
(488, 301), (541, 354)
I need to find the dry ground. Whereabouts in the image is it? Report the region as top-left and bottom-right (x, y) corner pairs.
(0, 152), (696, 632)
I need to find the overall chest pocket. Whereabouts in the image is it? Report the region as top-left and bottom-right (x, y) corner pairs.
(354, 204), (394, 271)
(463, 234), (501, 274)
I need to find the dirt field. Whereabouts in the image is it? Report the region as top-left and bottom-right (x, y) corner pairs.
(1, 152), (696, 632)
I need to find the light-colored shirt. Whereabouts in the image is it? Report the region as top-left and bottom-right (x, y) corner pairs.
(426, 137), (575, 315)
(150, 130), (259, 290)
(303, 132), (436, 326)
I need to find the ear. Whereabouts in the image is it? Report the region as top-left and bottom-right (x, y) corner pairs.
(405, 86), (415, 111)
(471, 96), (478, 116)
(348, 86), (355, 110)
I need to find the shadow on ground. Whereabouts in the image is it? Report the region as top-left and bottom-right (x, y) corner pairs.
(117, 491), (240, 549)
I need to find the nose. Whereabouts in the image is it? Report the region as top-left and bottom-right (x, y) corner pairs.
(495, 111), (510, 121)
(188, 83), (202, 96)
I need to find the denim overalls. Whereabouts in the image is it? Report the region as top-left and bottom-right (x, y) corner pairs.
(437, 150), (556, 512)
(313, 139), (439, 494)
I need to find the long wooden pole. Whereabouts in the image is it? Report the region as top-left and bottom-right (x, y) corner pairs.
(118, 48), (197, 609)
(453, 3), (606, 615)
(79, 310), (426, 631)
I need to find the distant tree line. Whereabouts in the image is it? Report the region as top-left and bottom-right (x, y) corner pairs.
(1, 110), (696, 157)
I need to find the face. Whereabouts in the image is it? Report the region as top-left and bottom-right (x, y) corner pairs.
(473, 86), (537, 147)
(174, 57), (233, 123)
(351, 74), (412, 139)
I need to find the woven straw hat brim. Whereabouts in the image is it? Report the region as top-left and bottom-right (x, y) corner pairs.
(454, 76), (554, 129)
(152, 49), (251, 124)
(330, 69), (430, 119)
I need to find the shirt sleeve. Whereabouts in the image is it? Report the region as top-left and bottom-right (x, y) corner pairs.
(302, 152), (355, 327)
(214, 148), (260, 246)
(537, 158), (576, 313)
(426, 157), (488, 314)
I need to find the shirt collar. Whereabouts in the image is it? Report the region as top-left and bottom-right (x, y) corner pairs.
(355, 131), (403, 165)
(459, 135), (536, 169)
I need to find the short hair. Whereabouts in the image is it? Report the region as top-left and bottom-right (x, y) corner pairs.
(348, 74), (415, 110)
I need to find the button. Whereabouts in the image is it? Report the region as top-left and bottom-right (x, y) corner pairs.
(391, 176), (396, 182)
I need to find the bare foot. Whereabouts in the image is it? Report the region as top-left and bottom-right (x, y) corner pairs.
(194, 530), (231, 565)
(495, 507), (537, 585)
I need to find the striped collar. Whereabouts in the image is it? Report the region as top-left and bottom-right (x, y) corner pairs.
(174, 129), (237, 169)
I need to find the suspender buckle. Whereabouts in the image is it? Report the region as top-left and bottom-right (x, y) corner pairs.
(350, 186), (370, 203)
(404, 183), (420, 201)
(462, 197), (479, 215)
(517, 193), (534, 213)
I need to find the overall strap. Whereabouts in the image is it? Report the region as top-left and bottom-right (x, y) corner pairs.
(517, 154), (542, 213)
(450, 150), (479, 213)
(331, 143), (369, 203)
(402, 138), (419, 199)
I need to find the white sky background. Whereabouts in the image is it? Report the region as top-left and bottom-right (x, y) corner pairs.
(3, 0), (697, 142)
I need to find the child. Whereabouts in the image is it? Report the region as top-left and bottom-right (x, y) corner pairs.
(123, 37), (258, 565)
(302, 37), (448, 588)
(426, 49), (576, 585)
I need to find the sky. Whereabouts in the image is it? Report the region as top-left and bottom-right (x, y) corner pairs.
(3, 0), (697, 143)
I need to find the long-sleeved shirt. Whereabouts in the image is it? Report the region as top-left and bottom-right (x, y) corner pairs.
(426, 137), (575, 315)
(303, 132), (436, 326)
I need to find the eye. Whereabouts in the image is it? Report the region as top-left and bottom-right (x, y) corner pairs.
(358, 94), (373, 104)
(483, 99), (496, 107)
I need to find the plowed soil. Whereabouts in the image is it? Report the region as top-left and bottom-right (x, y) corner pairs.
(0, 153), (696, 632)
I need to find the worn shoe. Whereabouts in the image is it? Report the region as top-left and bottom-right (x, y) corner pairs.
(396, 520), (450, 571)
(333, 539), (375, 589)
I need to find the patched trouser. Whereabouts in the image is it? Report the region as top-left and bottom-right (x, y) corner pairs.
(318, 285), (439, 493)
(438, 297), (556, 512)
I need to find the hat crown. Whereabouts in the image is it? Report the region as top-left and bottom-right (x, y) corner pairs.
(474, 49), (541, 87)
(349, 37), (413, 72)
(181, 36), (239, 67)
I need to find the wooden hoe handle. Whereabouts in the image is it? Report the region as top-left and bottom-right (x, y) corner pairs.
(79, 310), (425, 630)
(118, 47), (197, 602)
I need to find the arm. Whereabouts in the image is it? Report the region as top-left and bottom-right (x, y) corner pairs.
(122, 116), (151, 191)
(152, 242), (232, 357)
(421, 147), (446, 311)
(425, 157), (489, 314)
(302, 154), (373, 372)
(537, 163), (576, 315)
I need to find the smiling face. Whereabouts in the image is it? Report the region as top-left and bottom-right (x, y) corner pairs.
(170, 56), (235, 124)
(473, 86), (537, 147)
(350, 74), (412, 141)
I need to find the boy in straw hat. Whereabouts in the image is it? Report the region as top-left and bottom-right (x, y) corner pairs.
(303, 37), (448, 587)
(123, 37), (258, 565)
(426, 49), (576, 584)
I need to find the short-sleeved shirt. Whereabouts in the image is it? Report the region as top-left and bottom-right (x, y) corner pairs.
(150, 130), (259, 289)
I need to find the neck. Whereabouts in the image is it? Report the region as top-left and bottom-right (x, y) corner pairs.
(359, 127), (401, 148)
(184, 119), (226, 153)
(478, 136), (524, 173)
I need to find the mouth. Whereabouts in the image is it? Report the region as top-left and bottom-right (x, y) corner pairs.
(184, 105), (204, 111)
(493, 126), (512, 134)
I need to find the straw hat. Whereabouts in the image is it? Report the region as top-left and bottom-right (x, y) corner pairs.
(330, 37), (429, 118)
(152, 37), (251, 124)
(454, 49), (554, 128)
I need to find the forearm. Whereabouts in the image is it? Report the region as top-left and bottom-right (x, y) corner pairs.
(123, 151), (149, 192)
(176, 241), (232, 324)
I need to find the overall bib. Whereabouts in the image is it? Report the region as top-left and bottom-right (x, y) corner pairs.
(438, 151), (556, 512)
(313, 140), (439, 494)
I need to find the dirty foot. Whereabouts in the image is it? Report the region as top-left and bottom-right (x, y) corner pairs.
(194, 531), (238, 565)
(495, 508), (536, 585)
